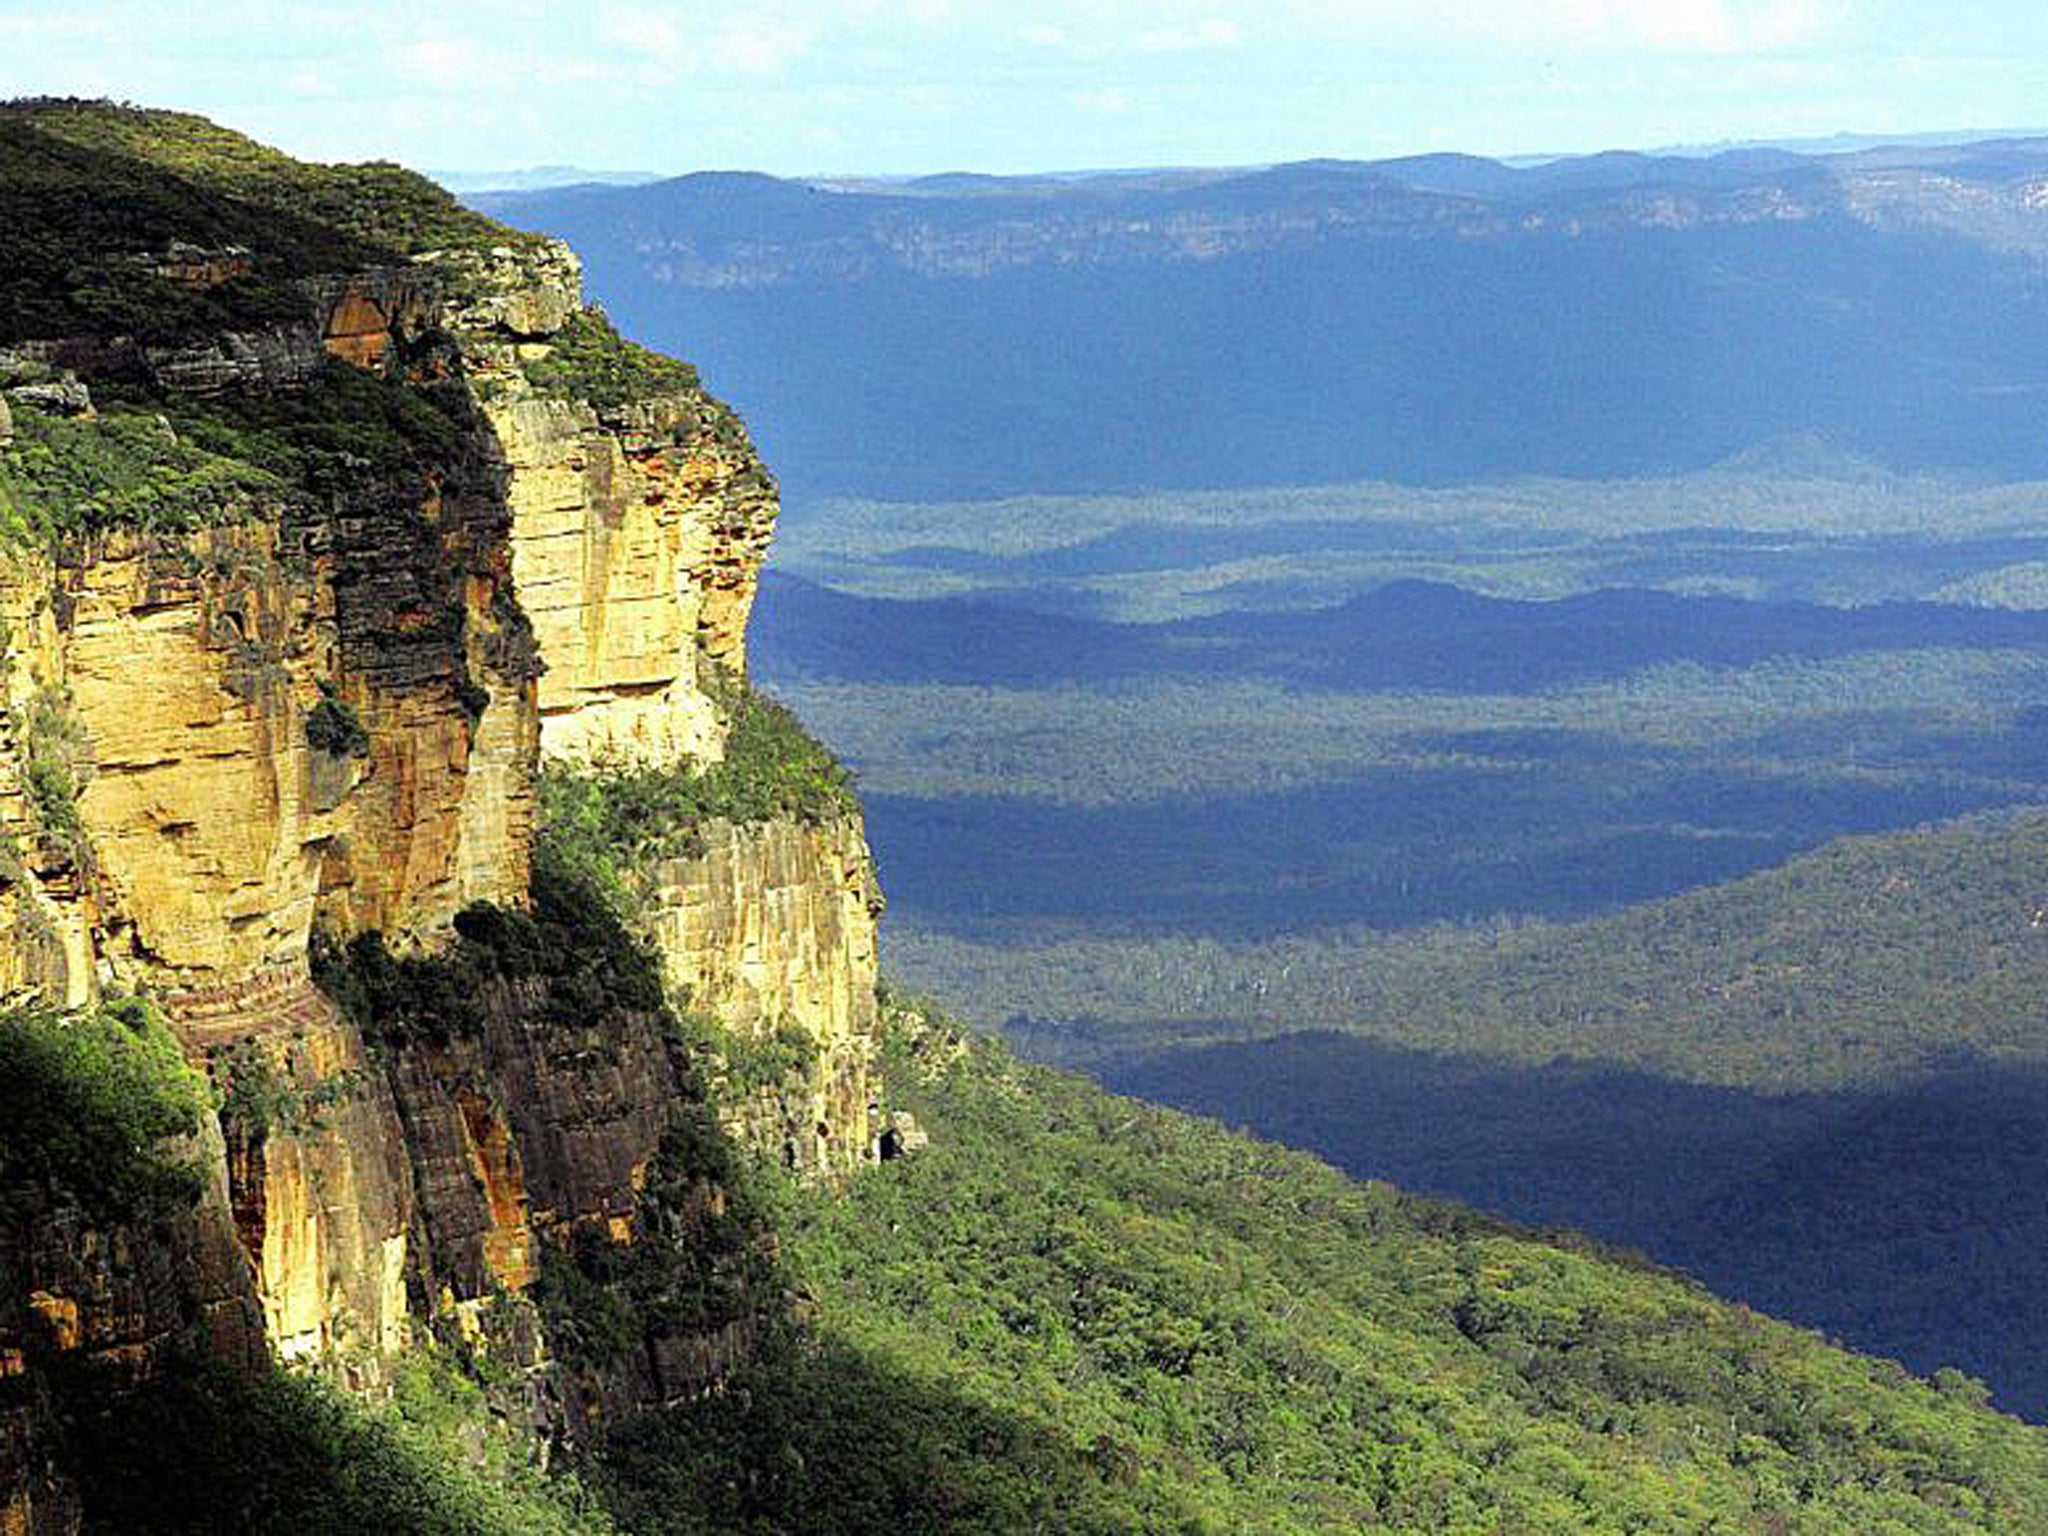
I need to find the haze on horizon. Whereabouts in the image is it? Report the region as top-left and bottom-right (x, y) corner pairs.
(3, 0), (2048, 178)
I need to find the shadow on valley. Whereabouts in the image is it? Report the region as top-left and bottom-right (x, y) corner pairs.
(1091, 1031), (2048, 1419)
(757, 571), (2048, 692)
(866, 759), (2021, 943)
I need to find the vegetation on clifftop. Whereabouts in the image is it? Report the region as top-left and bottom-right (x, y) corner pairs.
(0, 98), (538, 342)
(0, 406), (286, 543)
(538, 676), (859, 914)
(519, 309), (701, 411)
(6, 99), (537, 259)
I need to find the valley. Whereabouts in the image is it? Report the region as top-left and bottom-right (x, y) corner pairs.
(472, 139), (2048, 1427)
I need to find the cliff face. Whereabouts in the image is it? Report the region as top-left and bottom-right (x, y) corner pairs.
(492, 387), (776, 764)
(652, 816), (883, 1178)
(0, 105), (881, 1532)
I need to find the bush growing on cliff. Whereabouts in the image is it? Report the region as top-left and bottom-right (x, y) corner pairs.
(157, 357), (469, 502)
(21, 686), (90, 863)
(0, 998), (207, 1219)
(538, 676), (859, 916)
(717, 1019), (821, 1096)
(312, 858), (670, 1050)
(520, 310), (701, 413)
(305, 685), (369, 758)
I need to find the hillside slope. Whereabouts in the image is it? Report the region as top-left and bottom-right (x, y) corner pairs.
(624, 1001), (2048, 1534)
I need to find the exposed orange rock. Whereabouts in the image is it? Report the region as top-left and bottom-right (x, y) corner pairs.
(491, 389), (775, 764)
(456, 1087), (533, 1291)
(25, 1294), (78, 1352)
(323, 291), (392, 369)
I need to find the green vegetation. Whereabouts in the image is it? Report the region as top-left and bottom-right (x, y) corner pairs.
(0, 407), (286, 544)
(0, 98), (539, 343)
(0, 998), (208, 1219)
(520, 309), (700, 412)
(1091, 1030), (2048, 1419)
(716, 1018), (820, 1094)
(759, 473), (2048, 1429)
(151, 356), (471, 502)
(776, 650), (2048, 808)
(305, 684), (369, 758)
(532, 1104), (779, 1372)
(57, 1350), (618, 1535)
(598, 998), (2048, 1534)
(312, 859), (667, 1050)
(0, 352), (478, 554)
(539, 676), (858, 913)
(20, 686), (88, 860)
(8, 99), (537, 259)
(207, 1039), (364, 1140)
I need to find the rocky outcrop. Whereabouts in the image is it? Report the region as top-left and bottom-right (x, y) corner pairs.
(458, 284), (777, 763)
(204, 1009), (413, 1372)
(491, 392), (769, 764)
(0, 267), (443, 400)
(650, 817), (883, 1177)
(427, 242), (583, 340)
(0, 513), (531, 997)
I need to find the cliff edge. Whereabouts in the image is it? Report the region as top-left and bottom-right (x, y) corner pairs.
(0, 100), (879, 1532)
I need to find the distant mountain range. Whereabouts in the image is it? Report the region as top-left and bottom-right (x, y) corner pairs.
(475, 136), (2048, 501)
(431, 164), (661, 193)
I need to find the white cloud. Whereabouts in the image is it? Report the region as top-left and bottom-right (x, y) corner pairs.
(603, 7), (683, 57)
(1136, 16), (1244, 53)
(595, 6), (811, 79)
(1075, 85), (1133, 114)
(1544, 0), (1831, 52)
(391, 37), (478, 84)
(1266, 0), (1835, 53)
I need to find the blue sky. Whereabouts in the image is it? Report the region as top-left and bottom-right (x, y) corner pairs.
(3, 1), (2046, 175)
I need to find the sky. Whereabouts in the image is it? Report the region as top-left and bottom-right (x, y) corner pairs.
(2, 1), (2047, 176)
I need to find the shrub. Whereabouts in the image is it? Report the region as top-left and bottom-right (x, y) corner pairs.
(22, 686), (89, 860)
(520, 309), (700, 412)
(538, 674), (859, 916)
(721, 1020), (821, 1095)
(305, 686), (369, 758)
(0, 408), (285, 546)
(0, 998), (208, 1219)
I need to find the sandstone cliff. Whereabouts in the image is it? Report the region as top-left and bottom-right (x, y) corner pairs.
(0, 103), (882, 1532)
